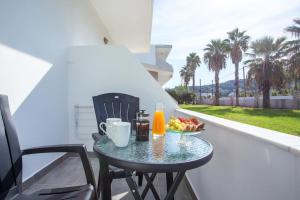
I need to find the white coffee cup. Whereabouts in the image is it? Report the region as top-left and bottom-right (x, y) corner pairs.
(99, 118), (121, 139)
(111, 122), (131, 147)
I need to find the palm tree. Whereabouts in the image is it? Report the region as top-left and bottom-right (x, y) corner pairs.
(245, 36), (286, 108)
(227, 28), (250, 106)
(285, 18), (300, 90)
(179, 67), (185, 86)
(186, 53), (201, 91)
(179, 65), (192, 87)
(286, 18), (300, 37)
(203, 39), (230, 105)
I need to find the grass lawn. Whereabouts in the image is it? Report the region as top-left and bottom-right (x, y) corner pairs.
(180, 105), (300, 136)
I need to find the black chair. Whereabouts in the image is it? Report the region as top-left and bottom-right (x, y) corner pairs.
(0, 95), (97, 200)
(92, 93), (143, 188)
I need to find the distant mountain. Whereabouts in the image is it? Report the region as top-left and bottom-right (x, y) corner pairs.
(188, 79), (255, 97)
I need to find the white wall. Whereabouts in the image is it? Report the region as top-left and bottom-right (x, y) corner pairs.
(176, 109), (300, 200)
(0, 0), (111, 180)
(202, 96), (295, 109)
(67, 45), (178, 150)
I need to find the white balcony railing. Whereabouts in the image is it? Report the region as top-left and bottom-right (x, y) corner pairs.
(175, 108), (300, 200)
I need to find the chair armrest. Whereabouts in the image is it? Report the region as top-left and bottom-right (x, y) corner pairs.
(92, 132), (102, 141)
(22, 144), (96, 188)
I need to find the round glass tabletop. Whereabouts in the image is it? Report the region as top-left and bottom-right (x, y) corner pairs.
(93, 133), (213, 172)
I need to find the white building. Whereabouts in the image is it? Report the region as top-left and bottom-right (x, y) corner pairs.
(136, 45), (173, 86)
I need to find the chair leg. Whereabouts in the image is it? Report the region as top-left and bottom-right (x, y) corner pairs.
(97, 168), (101, 196)
(137, 172), (143, 186)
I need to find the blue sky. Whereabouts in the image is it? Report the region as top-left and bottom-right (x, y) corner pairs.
(151, 0), (300, 88)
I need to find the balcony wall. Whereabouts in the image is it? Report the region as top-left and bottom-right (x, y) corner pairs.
(67, 45), (178, 150)
(175, 109), (300, 200)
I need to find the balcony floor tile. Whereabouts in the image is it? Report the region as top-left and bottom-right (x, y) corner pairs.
(24, 155), (192, 199)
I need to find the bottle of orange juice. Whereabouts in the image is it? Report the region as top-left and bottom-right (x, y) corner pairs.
(152, 103), (166, 136)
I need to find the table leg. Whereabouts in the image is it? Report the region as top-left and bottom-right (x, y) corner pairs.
(137, 172), (143, 186)
(99, 159), (111, 200)
(166, 172), (174, 200)
(164, 171), (185, 200)
(126, 176), (143, 200)
(142, 173), (160, 200)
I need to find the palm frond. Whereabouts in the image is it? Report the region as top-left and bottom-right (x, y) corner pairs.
(203, 39), (229, 72)
(285, 18), (300, 38)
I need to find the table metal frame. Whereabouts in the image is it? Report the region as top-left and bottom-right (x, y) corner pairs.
(94, 136), (213, 200)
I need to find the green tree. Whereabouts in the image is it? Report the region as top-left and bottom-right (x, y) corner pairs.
(227, 28), (250, 106)
(166, 86), (196, 104)
(186, 53), (201, 91)
(203, 39), (230, 105)
(245, 36), (286, 108)
(285, 18), (300, 90)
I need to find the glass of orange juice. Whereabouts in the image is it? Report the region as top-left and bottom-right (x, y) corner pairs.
(152, 103), (166, 136)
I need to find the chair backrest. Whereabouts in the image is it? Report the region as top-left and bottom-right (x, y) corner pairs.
(93, 93), (139, 135)
(0, 95), (22, 199)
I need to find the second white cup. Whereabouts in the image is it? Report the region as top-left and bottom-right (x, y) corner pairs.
(111, 122), (131, 147)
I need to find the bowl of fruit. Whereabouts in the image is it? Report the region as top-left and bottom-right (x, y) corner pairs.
(166, 116), (205, 135)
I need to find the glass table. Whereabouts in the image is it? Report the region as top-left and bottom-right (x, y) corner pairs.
(93, 132), (213, 200)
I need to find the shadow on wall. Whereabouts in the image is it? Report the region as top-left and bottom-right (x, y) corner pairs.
(12, 51), (69, 147)
(0, 43), (69, 180)
(0, 3), (71, 178)
(0, 44), (54, 113)
(0, 42), (70, 151)
(0, 0), (109, 113)
(0, 39), (69, 181)
(0, 0), (71, 113)
(11, 51), (69, 180)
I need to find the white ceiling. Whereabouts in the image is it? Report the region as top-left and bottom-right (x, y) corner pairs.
(90, 0), (153, 53)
